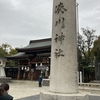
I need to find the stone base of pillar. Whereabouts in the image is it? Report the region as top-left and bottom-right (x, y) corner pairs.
(40, 90), (89, 100)
(40, 89), (100, 100)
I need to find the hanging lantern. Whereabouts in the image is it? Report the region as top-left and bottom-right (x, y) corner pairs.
(35, 63), (38, 66)
(40, 63), (42, 66)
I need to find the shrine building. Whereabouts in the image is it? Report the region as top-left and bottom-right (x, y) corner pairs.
(6, 38), (51, 80)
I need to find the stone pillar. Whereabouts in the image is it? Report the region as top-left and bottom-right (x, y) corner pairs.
(49, 0), (78, 93)
(40, 0), (100, 99)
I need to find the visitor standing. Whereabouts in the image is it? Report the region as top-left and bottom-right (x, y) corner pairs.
(38, 76), (42, 87)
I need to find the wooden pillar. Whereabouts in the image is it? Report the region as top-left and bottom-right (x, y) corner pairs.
(17, 64), (21, 79)
(28, 60), (31, 80)
(28, 67), (31, 80)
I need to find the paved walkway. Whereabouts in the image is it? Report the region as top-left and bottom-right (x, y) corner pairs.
(0, 80), (48, 100)
(1, 80), (100, 100)
(17, 94), (40, 100)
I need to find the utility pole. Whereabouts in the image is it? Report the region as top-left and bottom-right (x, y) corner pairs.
(76, 3), (79, 37)
(76, 3), (82, 83)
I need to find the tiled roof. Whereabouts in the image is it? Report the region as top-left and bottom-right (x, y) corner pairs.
(17, 38), (51, 52)
(6, 52), (34, 60)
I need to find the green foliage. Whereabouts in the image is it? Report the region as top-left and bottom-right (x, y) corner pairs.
(2, 43), (11, 52)
(78, 27), (96, 67)
(92, 36), (100, 61)
(0, 47), (7, 57)
(6, 60), (18, 67)
(77, 27), (97, 82)
(8, 48), (18, 56)
(0, 43), (18, 67)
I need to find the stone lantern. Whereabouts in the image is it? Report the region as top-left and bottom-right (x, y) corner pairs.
(0, 58), (7, 77)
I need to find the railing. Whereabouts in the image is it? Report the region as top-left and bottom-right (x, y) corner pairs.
(79, 83), (100, 88)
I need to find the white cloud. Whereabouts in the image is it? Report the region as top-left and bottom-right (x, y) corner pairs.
(77, 0), (100, 36)
(0, 0), (100, 48)
(9, 0), (20, 8)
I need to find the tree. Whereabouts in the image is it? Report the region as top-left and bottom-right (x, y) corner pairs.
(78, 27), (96, 67)
(6, 47), (18, 67)
(92, 36), (100, 61)
(8, 48), (18, 56)
(0, 47), (7, 57)
(0, 43), (12, 57)
(78, 27), (97, 82)
(1, 43), (11, 52)
(0, 43), (18, 67)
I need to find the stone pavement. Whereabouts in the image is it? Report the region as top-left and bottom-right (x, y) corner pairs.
(0, 80), (48, 100)
(17, 94), (40, 100)
(1, 80), (100, 100)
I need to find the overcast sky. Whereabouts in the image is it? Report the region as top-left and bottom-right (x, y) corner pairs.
(0, 0), (100, 48)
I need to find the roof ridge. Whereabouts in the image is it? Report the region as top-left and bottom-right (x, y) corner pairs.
(29, 38), (51, 44)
